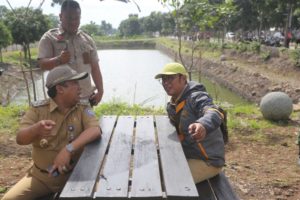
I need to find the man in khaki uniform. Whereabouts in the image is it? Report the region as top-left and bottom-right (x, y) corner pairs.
(1, 64), (101, 200)
(38, 0), (103, 106)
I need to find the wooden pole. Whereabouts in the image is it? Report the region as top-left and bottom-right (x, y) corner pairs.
(20, 52), (31, 105)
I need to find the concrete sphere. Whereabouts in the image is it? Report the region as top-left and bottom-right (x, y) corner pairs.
(260, 92), (293, 120)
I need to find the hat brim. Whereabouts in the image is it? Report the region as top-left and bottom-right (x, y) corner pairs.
(47, 72), (88, 88)
(68, 72), (88, 82)
(154, 72), (178, 79)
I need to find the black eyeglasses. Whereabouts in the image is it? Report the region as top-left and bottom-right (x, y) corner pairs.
(158, 74), (180, 84)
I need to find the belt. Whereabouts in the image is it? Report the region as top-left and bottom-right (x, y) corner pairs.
(34, 163), (49, 174)
(34, 163), (60, 177)
(34, 163), (72, 176)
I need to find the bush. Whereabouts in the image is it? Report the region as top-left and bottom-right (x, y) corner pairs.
(260, 51), (271, 61)
(250, 42), (261, 54)
(290, 49), (300, 67)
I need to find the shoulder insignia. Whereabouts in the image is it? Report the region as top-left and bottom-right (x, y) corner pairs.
(84, 107), (96, 117)
(31, 99), (50, 107)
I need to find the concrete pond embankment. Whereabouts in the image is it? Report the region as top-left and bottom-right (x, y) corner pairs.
(156, 43), (300, 105)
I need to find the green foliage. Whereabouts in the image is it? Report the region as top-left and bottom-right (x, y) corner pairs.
(0, 105), (27, 134)
(46, 13), (59, 29)
(94, 101), (165, 116)
(81, 21), (104, 36)
(119, 14), (142, 37)
(0, 21), (12, 49)
(4, 8), (50, 45)
(249, 42), (261, 54)
(0, 102), (164, 136)
(81, 20), (115, 37)
(94, 38), (156, 49)
(2, 50), (23, 65)
(227, 104), (274, 141)
(260, 51), (271, 61)
(229, 104), (259, 115)
(3, 7), (50, 62)
(235, 42), (248, 53)
(0, 186), (7, 194)
(0, 21), (12, 62)
(2, 48), (38, 66)
(140, 12), (162, 33)
(290, 49), (300, 67)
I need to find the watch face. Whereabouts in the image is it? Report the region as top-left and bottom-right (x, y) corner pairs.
(66, 143), (74, 153)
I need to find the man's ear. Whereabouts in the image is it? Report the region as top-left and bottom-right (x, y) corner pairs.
(59, 13), (62, 22)
(56, 85), (64, 94)
(181, 75), (188, 82)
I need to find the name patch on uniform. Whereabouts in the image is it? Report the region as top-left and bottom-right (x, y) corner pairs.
(85, 108), (95, 117)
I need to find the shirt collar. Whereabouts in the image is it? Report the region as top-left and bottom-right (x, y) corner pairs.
(170, 83), (188, 105)
(49, 98), (79, 114)
(58, 25), (80, 37)
(49, 98), (59, 113)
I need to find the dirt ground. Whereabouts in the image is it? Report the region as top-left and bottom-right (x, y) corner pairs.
(0, 118), (299, 200)
(1, 47), (300, 199)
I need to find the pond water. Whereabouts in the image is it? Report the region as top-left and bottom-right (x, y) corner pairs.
(14, 49), (249, 107)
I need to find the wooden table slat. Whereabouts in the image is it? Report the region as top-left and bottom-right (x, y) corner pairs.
(95, 116), (135, 199)
(59, 116), (117, 199)
(155, 115), (198, 200)
(130, 116), (163, 199)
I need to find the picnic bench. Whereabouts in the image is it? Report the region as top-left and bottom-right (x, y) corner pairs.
(59, 115), (238, 200)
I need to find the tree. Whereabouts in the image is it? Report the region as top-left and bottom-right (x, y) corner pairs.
(119, 14), (141, 37)
(100, 20), (115, 35)
(159, 0), (234, 80)
(4, 7), (50, 61)
(141, 12), (163, 35)
(4, 7), (50, 102)
(0, 21), (12, 62)
(0, 6), (9, 19)
(81, 21), (103, 36)
(46, 13), (60, 29)
(161, 13), (176, 35)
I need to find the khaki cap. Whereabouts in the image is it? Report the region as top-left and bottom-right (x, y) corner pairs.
(46, 64), (88, 89)
(154, 62), (188, 79)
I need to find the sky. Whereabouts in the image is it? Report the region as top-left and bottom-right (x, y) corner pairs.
(1, 0), (170, 28)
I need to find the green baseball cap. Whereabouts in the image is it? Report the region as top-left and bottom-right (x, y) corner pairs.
(154, 62), (188, 79)
(46, 64), (88, 89)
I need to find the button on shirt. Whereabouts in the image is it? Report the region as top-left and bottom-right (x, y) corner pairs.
(38, 27), (99, 98)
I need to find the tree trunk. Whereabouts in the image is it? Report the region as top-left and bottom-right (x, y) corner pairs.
(27, 43), (37, 101)
(284, 3), (292, 48)
(23, 44), (28, 60)
(0, 49), (2, 63)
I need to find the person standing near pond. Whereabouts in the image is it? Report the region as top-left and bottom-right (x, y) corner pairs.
(38, 0), (103, 106)
(1, 64), (101, 200)
(155, 62), (227, 192)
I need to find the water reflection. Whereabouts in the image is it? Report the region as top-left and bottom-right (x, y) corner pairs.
(99, 49), (172, 107)
(13, 49), (248, 107)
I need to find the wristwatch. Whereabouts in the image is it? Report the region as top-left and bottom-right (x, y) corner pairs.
(66, 143), (74, 154)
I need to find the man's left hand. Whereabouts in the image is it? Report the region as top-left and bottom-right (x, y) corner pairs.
(51, 148), (73, 175)
(89, 92), (103, 106)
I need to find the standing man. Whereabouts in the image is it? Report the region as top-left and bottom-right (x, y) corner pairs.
(1, 64), (101, 200)
(38, 0), (103, 106)
(155, 62), (226, 192)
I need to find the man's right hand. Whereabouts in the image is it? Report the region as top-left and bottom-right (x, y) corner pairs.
(37, 120), (56, 137)
(59, 50), (71, 64)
